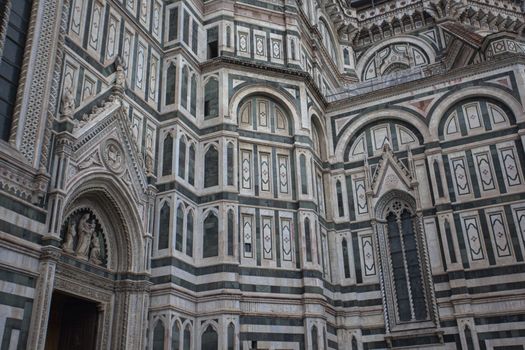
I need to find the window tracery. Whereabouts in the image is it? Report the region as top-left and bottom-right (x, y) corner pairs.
(375, 192), (434, 331)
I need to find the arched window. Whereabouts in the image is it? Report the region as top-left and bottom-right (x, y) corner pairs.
(204, 146), (219, 188)
(227, 210), (234, 256)
(336, 180), (344, 217)
(342, 238), (350, 278)
(176, 205), (184, 252)
(227, 323), (235, 350)
(318, 20), (338, 64)
(305, 217), (312, 262)
(186, 211), (194, 257)
(166, 63), (176, 105)
(204, 78), (219, 119)
(181, 66), (189, 109)
(433, 160), (444, 198)
(227, 142), (234, 186)
(311, 325), (318, 350)
(183, 325), (191, 350)
(465, 325), (475, 350)
(178, 137), (187, 178)
(188, 144), (195, 186)
(190, 74), (197, 116)
(203, 212), (219, 258)
(153, 321), (165, 350)
(351, 336), (358, 350)
(201, 325), (218, 350)
(378, 195), (430, 327)
(159, 202), (170, 250)
(300, 154), (308, 195)
(172, 321), (180, 350)
(162, 133), (174, 176)
(343, 48), (350, 65)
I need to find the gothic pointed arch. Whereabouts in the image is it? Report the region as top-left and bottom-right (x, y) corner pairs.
(373, 190), (436, 332)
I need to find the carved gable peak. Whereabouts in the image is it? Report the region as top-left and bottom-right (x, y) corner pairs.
(371, 144), (413, 198)
(68, 106), (149, 199)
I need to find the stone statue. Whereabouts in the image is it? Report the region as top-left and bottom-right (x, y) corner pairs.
(145, 151), (154, 175)
(63, 220), (77, 253)
(76, 213), (95, 259)
(61, 88), (76, 116)
(114, 56), (127, 88)
(89, 233), (103, 265)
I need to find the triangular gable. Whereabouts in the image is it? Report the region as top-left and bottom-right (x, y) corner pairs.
(67, 96), (149, 201)
(371, 143), (414, 198)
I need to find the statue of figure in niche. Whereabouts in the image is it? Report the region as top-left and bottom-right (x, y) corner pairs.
(89, 233), (103, 265)
(63, 220), (77, 254)
(76, 213), (96, 259)
(61, 210), (106, 266)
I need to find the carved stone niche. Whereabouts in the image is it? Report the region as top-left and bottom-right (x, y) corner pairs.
(60, 208), (108, 267)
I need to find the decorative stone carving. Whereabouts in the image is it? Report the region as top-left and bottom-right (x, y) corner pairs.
(114, 56), (127, 89)
(102, 139), (125, 173)
(61, 209), (107, 266)
(60, 88), (76, 117)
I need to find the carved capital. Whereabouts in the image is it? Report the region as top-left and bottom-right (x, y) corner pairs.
(40, 246), (62, 262)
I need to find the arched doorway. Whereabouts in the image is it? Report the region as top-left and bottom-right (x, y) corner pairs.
(35, 176), (151, 350)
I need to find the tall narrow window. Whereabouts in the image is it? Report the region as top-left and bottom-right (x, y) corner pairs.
(204, 78), (219, 119)
(188, 144), (195, 186)
(204, 146), (219, 188)
(226, 26), (232, 48)
(465, 326), (475, 350)
(207, 27), (218, 59)
(300, 154), (308, 195)
(178, 137), (186, 178)
(203, 212), (219, 258)
(290, 39), (296, 61)
(201, 325), (218, 350)
(336, 180), (344, 217)
(191, 20), (198, 53)
(305, 218), (312, 262)
(387, 211), (410, 321)
(183, 325), (191, 350)
(227, 210), (234, 256)
(190, 74), (197, 116)
(0, 0), (32, 141)
(175, 205), (184, 252)
(444, 219), (457, 263)
(227, 142), (234, 186)
(181, 66), (188, 109)
(311, 326), (318, 350)
(158, 202), (170, 250)
(153, 321), (165, 350)
(401, 210), (427, 320)
(168, 8), (178, 41)
(351, 336), (358, 350)
(182, 11), (190, 45)
(227, 323), (235, 350)
(162, 134), (173, 176)
(165, 64), (176, 105)
(433, 160), (444, 198)
(343, 48), (350, 65)
(171, 321), (180, 350)
(186, 211), (194, 257)
(342, 238), (350, 278)
(381, 197), (429, 325)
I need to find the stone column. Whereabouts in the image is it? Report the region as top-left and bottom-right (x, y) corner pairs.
(112, 280), (151, 350)
(26, 246), (61, 350)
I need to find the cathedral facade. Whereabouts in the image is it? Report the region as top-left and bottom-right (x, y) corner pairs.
(1, 0), (525, 349)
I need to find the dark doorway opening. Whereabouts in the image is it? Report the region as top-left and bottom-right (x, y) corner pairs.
(45, 291), (99, 350)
